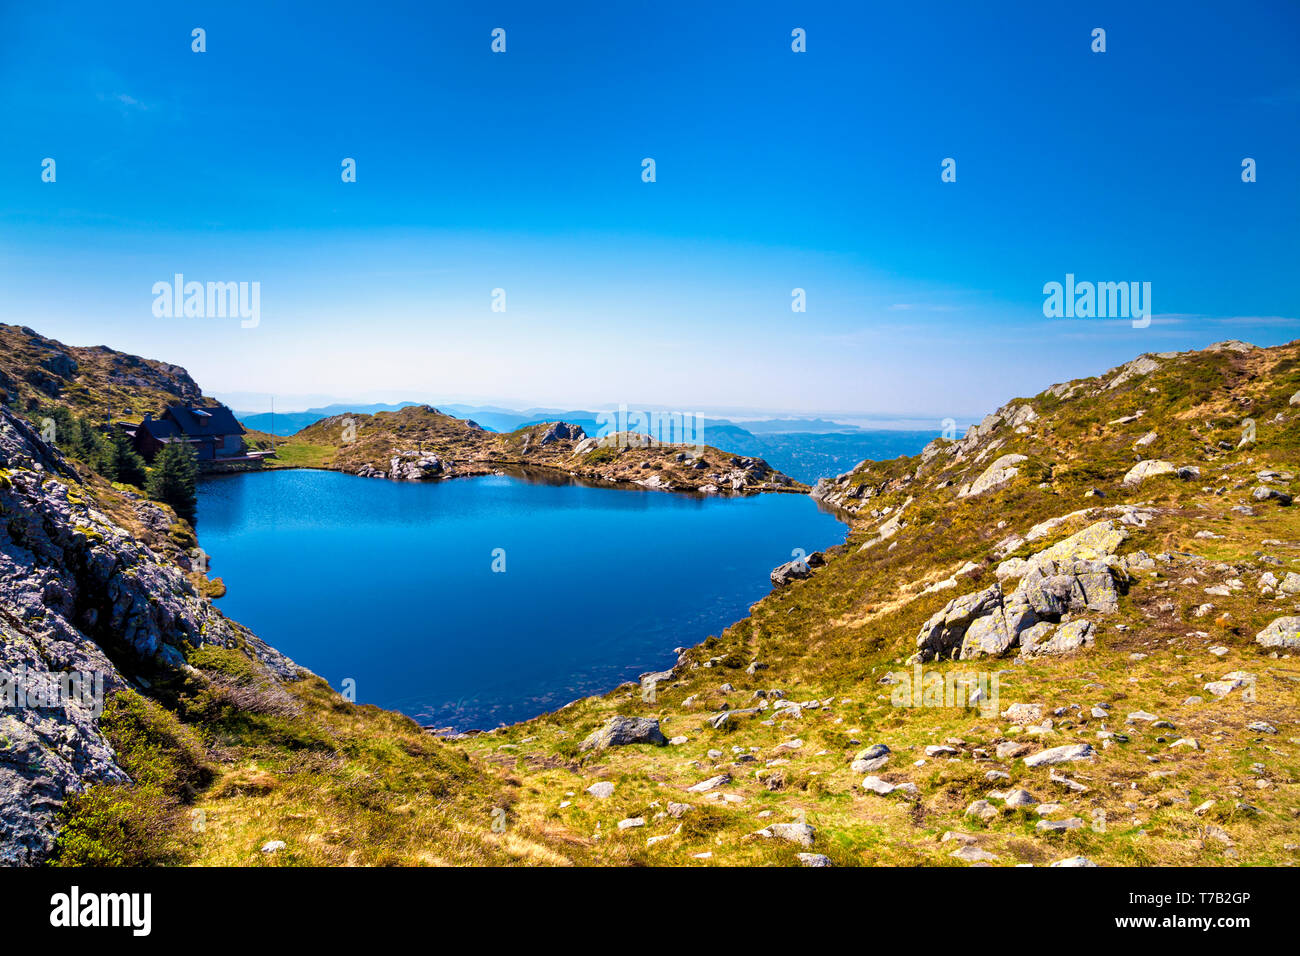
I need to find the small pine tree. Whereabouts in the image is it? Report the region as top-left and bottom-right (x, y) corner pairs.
(100, 431), (148, 487)
(97, 432), (123, 481)
(39, 406), (106, 465)
(146, 443), (199, 524)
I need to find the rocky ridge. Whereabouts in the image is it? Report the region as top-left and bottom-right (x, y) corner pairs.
(295, 407), (803, 496)
(0, 323), (207, 421)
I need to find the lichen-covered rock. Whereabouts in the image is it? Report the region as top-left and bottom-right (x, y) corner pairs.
(1255, 616), (1300, 652)
(850, 744), (891, 773)
(915, 584), (1003, 661)
(1018, 559), (1120, 617)
(1033, 519), (1129, 563)
(754, 822), (815, 847)
(918, 518), (1125, 662)
(1020, 619), (1096, 658)
(960, 591), (1037, 659)
(959, 453), (1027, 498)
(1122, 459), (1176, 486)
(579, 716), (667, 751)
(1001, 703), (1044, 724)
(1023, 743), (1095, 767)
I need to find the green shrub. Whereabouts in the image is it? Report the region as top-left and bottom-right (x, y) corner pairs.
(51, 690), (210, 866)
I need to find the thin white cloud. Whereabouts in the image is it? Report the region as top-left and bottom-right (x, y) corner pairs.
(888, 303), (961, 313)
(95, 89), (151, 113)
(1210, 315), (1299, 327)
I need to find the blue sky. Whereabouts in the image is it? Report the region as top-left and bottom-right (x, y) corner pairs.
(1, 0), (1297, 419)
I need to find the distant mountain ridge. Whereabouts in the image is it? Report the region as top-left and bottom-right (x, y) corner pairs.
(236, 402), (422, 437)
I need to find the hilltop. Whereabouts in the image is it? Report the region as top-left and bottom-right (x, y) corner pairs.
(1, 331), (1298, 866)
(238, 401), (932, 484)
(280, 404), (802, 495)
(0, 324), (208, 423)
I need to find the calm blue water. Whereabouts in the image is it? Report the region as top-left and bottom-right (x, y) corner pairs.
(196, 469), (846, 730)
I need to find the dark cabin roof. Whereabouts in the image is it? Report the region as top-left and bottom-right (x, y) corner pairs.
(163, 405), (245, 436)
(139, 417), (181, 441)
(138, 416), (218, 448)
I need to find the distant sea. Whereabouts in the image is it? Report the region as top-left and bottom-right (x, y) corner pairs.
(715, 430), (936, 484)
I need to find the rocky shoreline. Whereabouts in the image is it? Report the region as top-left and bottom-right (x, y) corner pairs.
(294, 411), (807, 498)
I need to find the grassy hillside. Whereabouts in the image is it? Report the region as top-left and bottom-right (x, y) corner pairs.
(52, 651), (599, 866)
(431, 340), (1298, 867)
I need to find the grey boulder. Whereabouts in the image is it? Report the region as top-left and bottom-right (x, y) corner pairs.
(579, 716), (667, 751)
(1256, 616), (1300, 651)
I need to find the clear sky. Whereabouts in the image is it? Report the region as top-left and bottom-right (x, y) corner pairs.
(1, 1), (1297, 418)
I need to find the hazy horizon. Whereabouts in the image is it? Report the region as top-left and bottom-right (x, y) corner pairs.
(211, 387), (974, 429)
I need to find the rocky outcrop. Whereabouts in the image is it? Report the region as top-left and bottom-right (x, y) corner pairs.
(1020, 618), (1096, 658)
(356, 451), (444, 481)
(1018, 556), (1121, 617)
(0, 405), (297, 864)
(1106, 356), (1161, 390)
(958, 453), (1027, 498)
(958, 590), (1037, 658)
(708, 456), (791, 494)
(579, 716), (667, 751)
(913, 519), (1128, 662)
(916, 585), (1004, 661)
(540, 422), (585, 446)
(770, 552), (825, 587)
(811, 472), (911, 516)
